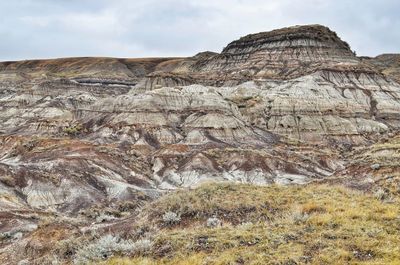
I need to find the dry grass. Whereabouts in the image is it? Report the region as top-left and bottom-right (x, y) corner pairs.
(103, 182), (400, 265)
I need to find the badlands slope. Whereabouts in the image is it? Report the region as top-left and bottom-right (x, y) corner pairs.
(0, 25), (399, 264)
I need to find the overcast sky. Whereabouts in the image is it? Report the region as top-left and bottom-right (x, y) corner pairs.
(0, 0), (399, 61)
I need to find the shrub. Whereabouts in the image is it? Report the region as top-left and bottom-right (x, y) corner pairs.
(162, 211), (181, 226)
(73, 235), (153, 264)
(54, 238), (81, 260)
(373, 188), (392, 202)
(290, 208), (309, 224)
(41, 255), (61, 265)
(0, 232), (12, 241)
(131, 238), (152, 254)
(63, 124), (83, 136)
(73, 235), (133, 265)
(96, 214), (117, 223)
(17, 260), (30, 265)
(238, 222), (253, 229)
(206, 217), (222, 228)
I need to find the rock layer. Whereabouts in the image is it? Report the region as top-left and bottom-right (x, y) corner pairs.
(191, 25), (359, 82)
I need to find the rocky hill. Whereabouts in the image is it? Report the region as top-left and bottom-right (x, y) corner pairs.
(362, 54), (400, 83)
(0, 24), (400, 264)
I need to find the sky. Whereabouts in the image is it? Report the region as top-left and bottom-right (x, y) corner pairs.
(0, 0), (399, 61)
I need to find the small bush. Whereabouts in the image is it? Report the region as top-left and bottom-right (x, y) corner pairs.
(73, 235), (133, 265)
(73, 235), (153, 264)
(131, 238), (152, 254)
(238, 222), (253, 229)
(63, 124), (83, 136)
(290, 208), (309, 224)
(206, 217), (222, 228)
(17, 260), (30, 265)
(54, 238), (81, 260)
(162, 211), (181, 226)
(96, 214), (117, 223)
(41, 255), (61, 265)
(373, 188), (392, 202)
(0, 232), (12, 241)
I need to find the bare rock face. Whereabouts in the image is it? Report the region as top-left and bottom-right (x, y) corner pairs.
(0, 24), (400, 264)
(140, 25), (400, 142)
(326, 132), (400, 197)
(362, 54), (400, 83)
(191, 25), (359, 82)
(224, 72), (399, 143)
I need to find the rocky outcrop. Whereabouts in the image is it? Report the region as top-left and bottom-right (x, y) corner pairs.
(190, 25), (359, 83)
(326, 132), (400, 196)
(134, 25), (400, 143)
(224, 71), (400, 143)
(362, 54), (400, 83)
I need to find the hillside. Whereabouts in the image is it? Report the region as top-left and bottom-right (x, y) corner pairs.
(0, 24), (400, 264)
(2, 183), (400, 264)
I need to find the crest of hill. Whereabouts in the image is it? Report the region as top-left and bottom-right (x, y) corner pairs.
(222, 24), (353, 54)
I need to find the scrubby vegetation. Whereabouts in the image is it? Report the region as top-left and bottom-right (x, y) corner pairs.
(101, 183), (400, 265)
(73, 235), (153, 264)
(63, 124), (83, 136)
(336, 134), (400, 198)
(162, 211), (181, 226)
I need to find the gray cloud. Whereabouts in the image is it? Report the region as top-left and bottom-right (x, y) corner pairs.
(0, 0), (399, 61)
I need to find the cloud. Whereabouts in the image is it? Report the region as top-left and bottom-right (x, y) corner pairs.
(0, 0), (399, 61)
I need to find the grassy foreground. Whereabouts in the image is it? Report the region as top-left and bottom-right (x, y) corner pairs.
(99, 183), (400, 265)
